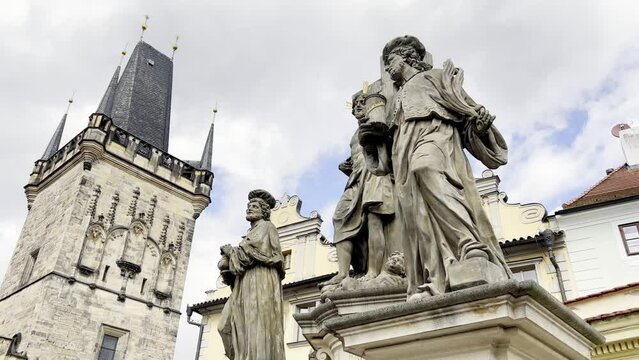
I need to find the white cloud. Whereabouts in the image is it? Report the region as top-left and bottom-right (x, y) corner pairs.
(2, 1), (639, 358)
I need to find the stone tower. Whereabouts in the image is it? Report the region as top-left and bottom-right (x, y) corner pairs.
(0, 40), (214, 359)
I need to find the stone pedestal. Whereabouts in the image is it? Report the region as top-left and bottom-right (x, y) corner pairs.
(295, 281), (604, 360)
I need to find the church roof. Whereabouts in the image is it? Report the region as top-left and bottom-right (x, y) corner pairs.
(110, 41), (173, 151)
(562, 164), (639, 210)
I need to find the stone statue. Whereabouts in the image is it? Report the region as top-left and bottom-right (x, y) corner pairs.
(360, 35), (512, 301)
(217, 189), (286, 360)
(320, 92), (397, 290)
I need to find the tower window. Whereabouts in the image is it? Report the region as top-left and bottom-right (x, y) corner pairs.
(102, 265), (110, 282)
(282, 250), (292, 270)
(98, 334), (118, 360)
(293, 301), (318, 343)
(619, 222), (639, 256)
(140, 278), (147, 295)
(20, 249), (39, 286)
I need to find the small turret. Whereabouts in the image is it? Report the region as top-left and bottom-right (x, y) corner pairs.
(199, 106), (217, 171)
(96, 65), (120, 117)
(42, 97), (72, 160)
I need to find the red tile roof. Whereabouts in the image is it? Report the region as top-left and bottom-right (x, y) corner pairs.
(585, 307), (639, 323)
(564, 282), (639, 304)
(562, 164), (639, 209)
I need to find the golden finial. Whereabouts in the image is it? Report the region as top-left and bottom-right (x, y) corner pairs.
(119, 43), (128, 67)
(212, 102), (218, 124)
(140, 15), (150, 41)
(171, 35), (179, 61)
(362, 81), (369, 94)
(66, 92), (75, 113)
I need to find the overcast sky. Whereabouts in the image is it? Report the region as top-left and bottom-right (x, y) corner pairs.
(1, 1), (638, 358)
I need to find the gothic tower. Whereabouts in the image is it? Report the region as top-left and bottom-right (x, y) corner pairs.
(0, 40), (215, 359)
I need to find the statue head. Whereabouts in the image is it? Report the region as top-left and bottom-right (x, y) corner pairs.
(246, 189), (276, 222)
(351, 93), (367, 122)
(382, 35), (432, 81)
(383, 251), (406, 277)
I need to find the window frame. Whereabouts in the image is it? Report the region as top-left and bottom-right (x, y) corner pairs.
(508, 257), (542, 283)
(282, 250), (292, 270)
(95, 324), (129, 360)
(288, 299), (319, 345)
(619, 222), (639, 256)
(20, 248), (40, 286)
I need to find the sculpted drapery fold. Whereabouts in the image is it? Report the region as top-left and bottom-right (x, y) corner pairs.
(218, 190), (286, 360)
(366, 35), (512, 299)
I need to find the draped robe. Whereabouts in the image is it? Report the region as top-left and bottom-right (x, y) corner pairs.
(388, 68), (511, 297)
(332, 131), (395, 272)
(217, 219), (286, 360)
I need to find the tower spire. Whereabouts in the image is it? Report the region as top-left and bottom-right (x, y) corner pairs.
(199, 104), (217, 171)
(96, 48), (123, 117)
(42, 96), (73, 160)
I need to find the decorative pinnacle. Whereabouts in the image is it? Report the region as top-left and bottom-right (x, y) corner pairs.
(119, 43), (128, 67)
(140, 15), (149, 41)
(171, 35), (179, 61)
(66, 92), (74, 113)
(212, 102), (218, 124)
(362, 81), (369, 94)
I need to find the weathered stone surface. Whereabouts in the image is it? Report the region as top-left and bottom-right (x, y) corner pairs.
(297, 280), (604, 360)
(448, 257), (508, 291)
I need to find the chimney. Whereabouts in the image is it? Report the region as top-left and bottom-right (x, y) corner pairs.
(620, 125), (639, 169)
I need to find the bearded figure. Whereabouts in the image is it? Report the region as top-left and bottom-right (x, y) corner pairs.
(217, 189), (286, 360)
(360, 35), (512, 301)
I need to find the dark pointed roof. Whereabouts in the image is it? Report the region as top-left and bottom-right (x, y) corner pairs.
(96, 66), (120, 117)
(42, 112), (67, 160)
(110, 41), (173, 151)
(200, 121), (214, 171)
(562, 164), (639, 210)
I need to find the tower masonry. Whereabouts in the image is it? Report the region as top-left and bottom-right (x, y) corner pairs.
(0, 41), (214, 360)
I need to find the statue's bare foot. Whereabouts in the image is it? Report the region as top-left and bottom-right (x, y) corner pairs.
(319, 274), (346, 288)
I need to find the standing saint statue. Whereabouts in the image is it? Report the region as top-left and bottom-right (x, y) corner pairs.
(360, 35), (512, 301)
(217, 189), (286, 360)
(320, 91), (397, 289)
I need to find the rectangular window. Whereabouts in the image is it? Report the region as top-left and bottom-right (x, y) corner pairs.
(619, 222), (639, 256)
(98, 334), (118, 360)
(510, 264), (538, 282)
(294, 301), (317, 342)
(283, 250), (292, 270)
(20, 249), (39, 286)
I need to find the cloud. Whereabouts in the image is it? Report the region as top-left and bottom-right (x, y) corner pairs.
(2, 1), (639, 359)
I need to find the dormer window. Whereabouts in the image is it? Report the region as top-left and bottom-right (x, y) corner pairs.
(147, 59), (155, 66)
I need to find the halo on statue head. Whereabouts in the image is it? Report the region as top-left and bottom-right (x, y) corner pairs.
(248, 189), (277, 209)
(382, 35), (433, 69)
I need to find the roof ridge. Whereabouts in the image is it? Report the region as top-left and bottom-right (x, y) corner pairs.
(562, 164), (626, 208)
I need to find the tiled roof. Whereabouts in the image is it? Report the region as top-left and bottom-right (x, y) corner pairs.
(585, 307), (639, 323)
(499, 231), (563, 248)
(562, 164), (639, 210)
(111, 41), (173, 151)
(190, 272), (337, 314)
(564, 282), (639, 304)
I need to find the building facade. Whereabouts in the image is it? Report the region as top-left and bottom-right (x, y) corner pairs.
(0, 40), (215, 359)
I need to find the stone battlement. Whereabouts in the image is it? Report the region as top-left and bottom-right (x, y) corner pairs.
(26, 113), (213, 212)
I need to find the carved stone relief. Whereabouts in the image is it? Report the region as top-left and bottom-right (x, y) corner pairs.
(78, 221), (107, 275)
